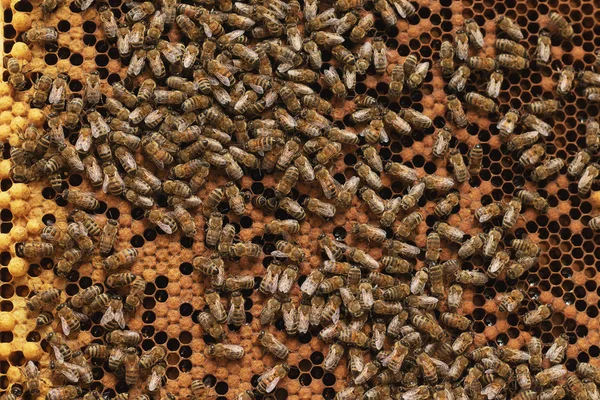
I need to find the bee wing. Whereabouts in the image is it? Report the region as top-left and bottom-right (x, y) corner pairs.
(100, 305), (115, 326)
(487, 79), (501, 99)
(114, 308), (126, 329)
(155, 220), (174, 234)
(148, 370), (162, 391)
(331, 306), (340, 323)
(226, 302), (238, 324)
(48, 84), (65, 105)
(80, 0), (95, 10)
(277, 63), (294, 74)
(59, 364), (81, 382)
(265, 375), (281, 394)
(277, 273), (291, 293)
(102, 173), (110, 194)
(537, 43), (551, 62)
(52, 345), (65, 362)
(60, 316), (71, 336)
(270, 250), (289, 259)
(360, 287), (374, 308)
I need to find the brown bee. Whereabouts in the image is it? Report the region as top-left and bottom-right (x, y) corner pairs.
(225, 291), (245, 327)
(557, 66), (576, 96)
(468, 56), (496, 72)
(517, 189), (549, 213)
(452, 29), (469, 61)
(496, 15), (523, 39)
(545, 334), (569, 365)
(536, 365), (567, 386)
(206, 343), (245, 361)
(407, 61), (430, 90)
(256, 364), (289, 395)
(497, 108), (520, 141)
(198, 311), (227, 341)
(496, 53), (528, 70)
(549, 11), (573, 39)
(23, 26), (58, 45)
(531, 157), (565, 182)
(447, 95), (468, 128)
(465, 92), (498, 114)
(523, 303), (553, 326)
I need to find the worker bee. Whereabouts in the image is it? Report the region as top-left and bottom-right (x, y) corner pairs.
(475, 202), (505, 223)
(407, 61), (430, 90)
(46, 386), (82, 400)
(227, 291), (246, 327)
(486, 250), (510, 278)
(464, 18), (484, 49)
(370, 37), (388, 74)
(501, 198), (522, 230)
(495, 38), (527, 58)
(544, 333), (569, 365)
(484, 69), (504, 99)
(436, 40), (455, 77)
(549, 11), (573, 39)
(106, 272), (136, 290)
(448, 149), (469, 183)
(99, 295), (125, 330)
(229, 242), (262, 258)
(23, 26), (58, 45)
(206, 343), (245, 361)
(450, 29), (469, 62)
(468, 56), (496, 72)
(323, 66), (347, 98)
(102, 248), (138, 271)
(447, 95), (468, 128)
(56, 303), (82, 336)
(465, 92), (498, 114)
(523, 303), (553, 326)
(458, 233), (486, 259)
(536, 364), (567, 386)
(519, 143), (546, 167)
(258, 330), (289, 359)
(578, 163), (600, 196)
(497, 108), (519, 140)
(556, 65), (576, 96)
(516, 189), (549, 213)
(531, 157), (565, 182)
(16, 240), (55, 260)
(496, 53), (528, 70)
(401, 181), (425, 210)
(505, 124), (539, 148)
(394, 211), (422, 240)
(256, 364), (289, 394)
(138, 346), (167, 370)
(495, 14), (523, 39)
(527, 98), (560, 115)
(431, 127), (453, 158)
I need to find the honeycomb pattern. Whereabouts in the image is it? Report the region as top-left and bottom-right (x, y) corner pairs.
(0, 0), (600, 397)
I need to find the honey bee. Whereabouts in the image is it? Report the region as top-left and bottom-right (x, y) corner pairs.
(517, 189), (549, 212)
(497, 108), (519, 140)
(578, 163), (600, 195)
(536, 364), (567, 386)
(446, 95), (468, 128)
(455, 270), (489, 286)
(531, 157), (565, 182)
(106, 272), (136, 290)
(496, 53), (528, 70)
(102, 248), (138, 271)
(99, 295), (125, 330)
(256, 364), (289, 394)
(554, 65), (577, 96)
(369, 37), (388, 74)
(502, 117), (533, 145)
(226, 291), (246, 327)
(447, 149), (469, 183)
(46, 386), (81, 400)
(486, 250), (510, 278)
(55, 303), (82, 336)
(496, 15), (523, 40)
(518, 143), (545, 167)
(407, 61), (430, 90)
(393, 211), (421, 241)
(528, 99), (561, 116)
(23, 26), (58, 45)
(523, 303), (553, 326)
(457, 233), (485, 259)
(549, 11), (573, 39)
(468, 56), (496, 72)
(465, 92), (499, 114)
(542, 333), (569, 366)
(400, 181), (425, 210)
(227, 241), (260, 258)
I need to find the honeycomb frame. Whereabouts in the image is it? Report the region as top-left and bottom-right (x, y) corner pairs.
(0, 0), (600, 398)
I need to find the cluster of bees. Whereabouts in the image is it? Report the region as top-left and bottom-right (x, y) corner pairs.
(5, 0), (600, 396)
